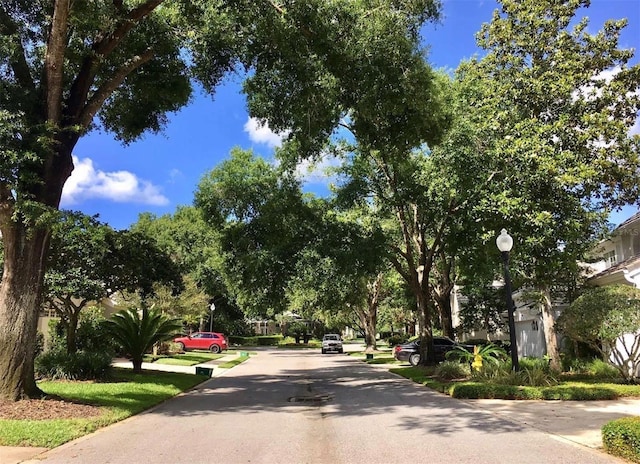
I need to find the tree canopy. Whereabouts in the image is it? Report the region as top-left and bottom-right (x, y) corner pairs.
(1, 0), (444, 400)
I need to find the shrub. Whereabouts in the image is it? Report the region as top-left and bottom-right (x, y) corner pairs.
(436, 361), (470, 380)
(257, 336), (282, 346)
(520, 364), (559, 387)
(602, 417), (640, 463)
(387, 335), (408, 347)
(228, 336), (258, 346)
(34, 331), (45, 358)
(35, 349), (112, 380)
(588, 359), (621, 379)
(447, 342), (507, 368)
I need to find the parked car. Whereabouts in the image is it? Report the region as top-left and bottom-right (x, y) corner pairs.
(173, 332), (228, 353)
(393, 336), (473, 366)
(322, 334), (343, 354)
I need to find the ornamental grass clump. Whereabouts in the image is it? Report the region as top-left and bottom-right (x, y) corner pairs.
(435, 361), (470, 380)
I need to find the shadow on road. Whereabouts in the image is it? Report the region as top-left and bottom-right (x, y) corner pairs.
(148, 350), (526, 438)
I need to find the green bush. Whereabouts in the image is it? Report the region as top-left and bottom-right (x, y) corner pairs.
(588, 359), (621, 379)
(602, 417), (640, 463)
(228, 336), (258, 346)
(257, 336), (282, 346)
(435, 361), (469, 380)
(35, 349), (112, 380)
(387, 335), (408, 347)
(469, 358), (559, 387)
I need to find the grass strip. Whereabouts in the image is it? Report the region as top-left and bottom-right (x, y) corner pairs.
(219, 354), (250, 369)
(0, 369), (206, 448)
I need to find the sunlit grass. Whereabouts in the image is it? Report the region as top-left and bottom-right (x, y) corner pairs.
(219, 353), (250, 369)
(0, 369), (206, 448)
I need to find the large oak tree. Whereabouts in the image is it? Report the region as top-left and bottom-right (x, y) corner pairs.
(0, 0), (442, 399)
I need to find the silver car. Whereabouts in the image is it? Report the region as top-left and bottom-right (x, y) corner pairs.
(322, 334), (343, 354)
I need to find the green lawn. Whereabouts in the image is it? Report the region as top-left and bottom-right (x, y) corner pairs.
(143, 351), (226, 366)
(0, 369), (206, 448)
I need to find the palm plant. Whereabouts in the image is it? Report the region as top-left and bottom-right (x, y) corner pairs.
(446, 342), (507, 369)
(105, 307), (183, 373)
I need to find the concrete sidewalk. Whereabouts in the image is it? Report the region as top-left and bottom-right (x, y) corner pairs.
(464, 397), (640, 449)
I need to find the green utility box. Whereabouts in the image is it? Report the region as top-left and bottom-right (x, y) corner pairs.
(195, 366), (214, 377)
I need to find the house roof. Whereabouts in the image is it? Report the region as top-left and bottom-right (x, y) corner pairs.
(588, 253), (640, 281)
(613, 210), (640, 233)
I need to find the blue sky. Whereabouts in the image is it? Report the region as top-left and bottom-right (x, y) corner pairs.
(62, 0), (640, 231)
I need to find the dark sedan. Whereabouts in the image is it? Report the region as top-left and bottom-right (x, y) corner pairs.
(393, 336), (474, 366)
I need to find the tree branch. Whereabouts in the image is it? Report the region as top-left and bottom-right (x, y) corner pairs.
(0, 7), (35, 91)
(45, 0), (72, 124)
(67, 0), (164, 121)
(78, 48), (155, 129)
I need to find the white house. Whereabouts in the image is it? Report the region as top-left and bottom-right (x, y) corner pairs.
(586, 211), (640, 288)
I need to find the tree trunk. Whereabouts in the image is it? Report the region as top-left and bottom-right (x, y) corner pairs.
(540, 285), (561, 371)
(362, 312), (377, 352)
(65, 309), (80, 354)
(0, 225), (50, 400)
(361, 273), (383, 352)
(417, 292), (436, 365)
(0, 139), (74, 400)
(435, 293), (454, 339)
(131, 358), (143, 373)
(432, 254), (455, 339)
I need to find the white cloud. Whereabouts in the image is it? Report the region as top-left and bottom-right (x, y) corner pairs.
(243, 117), (289, 148)
(295, 154), (342, 185)
(61, 156), (169, 206)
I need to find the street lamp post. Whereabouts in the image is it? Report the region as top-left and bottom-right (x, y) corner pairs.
(496, 229), (519, 371)
(209, 302), (216, 332)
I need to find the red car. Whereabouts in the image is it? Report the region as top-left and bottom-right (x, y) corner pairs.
(173, 332), (228, 353)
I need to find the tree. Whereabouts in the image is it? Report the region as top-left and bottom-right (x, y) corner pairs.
(557, 285), (640, 383)
(285, 202), (391, 351)
(0, 0), (441, 399)
(43, 212), (184, 354)
(132, 208), (224, 329)
(104, 307), (182, 373)
(457, 0), (640, 370)
(44, 211), (115, 354)
(195, 148), (322, 316)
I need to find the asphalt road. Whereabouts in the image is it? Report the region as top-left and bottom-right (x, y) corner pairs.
(27, 349), (624, 464)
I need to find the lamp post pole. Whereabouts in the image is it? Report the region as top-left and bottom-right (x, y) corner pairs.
(209, 302), (216, 332)
(496, 229), (519, 372)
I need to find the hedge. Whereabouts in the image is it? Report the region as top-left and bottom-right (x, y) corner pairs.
(448, 383), (619, 400)
(228, 335), (282, 346)
(602, 417), (640, 463)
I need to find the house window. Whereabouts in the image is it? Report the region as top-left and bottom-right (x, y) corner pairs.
(603, 250), (617, 268)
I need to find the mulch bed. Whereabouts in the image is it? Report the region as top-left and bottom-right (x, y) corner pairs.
(0, 396), (103, 420)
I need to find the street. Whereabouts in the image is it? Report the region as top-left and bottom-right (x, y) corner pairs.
(27, 349), (623, 464)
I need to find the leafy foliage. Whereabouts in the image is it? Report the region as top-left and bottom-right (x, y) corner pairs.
(104, 307), (183, 373)
(558, 285), (640, 382)
(34, 350), (113, 381)
(435, 361), (470, 380)
(446, 342), (507, 368)
(602, 417), (640, 463)
(44, 212), (183, 353)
